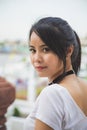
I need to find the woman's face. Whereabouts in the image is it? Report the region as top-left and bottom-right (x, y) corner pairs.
(29, 31), (64, 82)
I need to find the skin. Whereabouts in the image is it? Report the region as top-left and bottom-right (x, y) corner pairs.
(29, 31), (87, 130)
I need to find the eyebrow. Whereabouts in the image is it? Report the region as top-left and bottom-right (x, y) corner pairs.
(29, 44), (47, 48)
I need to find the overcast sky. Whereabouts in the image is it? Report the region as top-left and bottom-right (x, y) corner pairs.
(0, 0), (87, 41)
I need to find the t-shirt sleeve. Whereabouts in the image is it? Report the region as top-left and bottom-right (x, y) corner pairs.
(35, 86), (64, 130)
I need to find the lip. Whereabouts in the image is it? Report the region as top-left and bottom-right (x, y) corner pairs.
(35, 66), (47, 71)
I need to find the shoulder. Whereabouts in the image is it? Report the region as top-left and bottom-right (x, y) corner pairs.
(78, 77), (87, 93)
(79, 77), (87, 84)
(78, 77), (87, 87)
(39, 84), (65, 98)
(35, 84), (65, 129)
(37, 84), (66, 107)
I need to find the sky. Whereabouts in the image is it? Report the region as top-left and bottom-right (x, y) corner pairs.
(0, 0), (87, 41)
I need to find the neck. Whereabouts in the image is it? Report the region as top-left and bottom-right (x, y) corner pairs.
(48, 70), (74, 85)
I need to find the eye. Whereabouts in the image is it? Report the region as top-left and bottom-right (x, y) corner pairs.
(43, 47), (50, 53)
(29, 48), (36, 53)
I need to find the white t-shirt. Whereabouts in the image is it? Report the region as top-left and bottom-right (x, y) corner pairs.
(24, 84), (87, 130)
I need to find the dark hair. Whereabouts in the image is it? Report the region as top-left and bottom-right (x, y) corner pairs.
(29, 17), (81, 75)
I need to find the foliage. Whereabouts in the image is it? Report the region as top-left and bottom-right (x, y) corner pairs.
(13, 107), (21, 117)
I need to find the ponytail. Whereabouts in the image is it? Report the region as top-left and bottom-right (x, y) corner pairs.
(72, 31), (81, 75)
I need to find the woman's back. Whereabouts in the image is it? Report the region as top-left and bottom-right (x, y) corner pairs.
(60, 74), (87, 117)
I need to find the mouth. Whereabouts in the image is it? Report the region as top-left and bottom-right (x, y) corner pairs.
(35, 66), (47, 71)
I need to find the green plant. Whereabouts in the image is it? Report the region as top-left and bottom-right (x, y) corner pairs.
(13, 107), (21, 117)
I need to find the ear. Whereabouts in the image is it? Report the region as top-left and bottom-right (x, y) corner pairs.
(66, 45), (74, 58)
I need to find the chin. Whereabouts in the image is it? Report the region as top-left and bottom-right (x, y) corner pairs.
(38, 73), (47, 77)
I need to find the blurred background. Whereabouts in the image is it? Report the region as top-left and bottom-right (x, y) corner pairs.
(0, 0), (87, 130)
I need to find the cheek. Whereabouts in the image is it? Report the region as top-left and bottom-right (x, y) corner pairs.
(30, 55), (33, 65)
(47, 55), (63, 70)
(44, 55), (54, 65)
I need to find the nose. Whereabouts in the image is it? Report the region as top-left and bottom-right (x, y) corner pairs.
(33, 52), (42, 62)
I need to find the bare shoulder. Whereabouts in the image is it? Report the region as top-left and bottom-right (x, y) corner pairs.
(78, 77), (87, 90)
(78, 77), (87, 84)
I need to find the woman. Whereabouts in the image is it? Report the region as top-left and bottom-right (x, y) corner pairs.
(24, 17), (87, 130)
